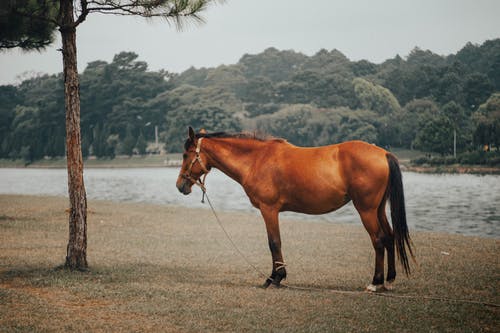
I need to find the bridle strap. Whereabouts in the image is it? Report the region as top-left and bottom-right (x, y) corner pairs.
(194, 138), (210, 174)
(183, 137), (210, 199)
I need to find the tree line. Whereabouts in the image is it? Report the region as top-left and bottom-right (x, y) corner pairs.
(1, 39), (499, 161)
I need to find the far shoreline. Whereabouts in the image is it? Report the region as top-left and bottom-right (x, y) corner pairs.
(0, 154), (183, 169)
(2, 156), (500, 175)
(401, 163), (500, 175)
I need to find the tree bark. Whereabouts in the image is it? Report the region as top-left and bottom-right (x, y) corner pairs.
(60, 0), (88, 270)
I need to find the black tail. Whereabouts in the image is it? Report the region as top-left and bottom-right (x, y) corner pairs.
(386, 153), (414, 275)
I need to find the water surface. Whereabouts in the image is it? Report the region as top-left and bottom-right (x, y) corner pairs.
(0, 168), (498, 238)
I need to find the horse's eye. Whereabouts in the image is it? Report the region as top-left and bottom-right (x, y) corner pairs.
(183, 153), (188, 160)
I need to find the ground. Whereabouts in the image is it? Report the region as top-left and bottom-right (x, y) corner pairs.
(0, 195), (498, 332)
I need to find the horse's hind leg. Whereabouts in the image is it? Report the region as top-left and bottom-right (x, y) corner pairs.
(260, 205), (287, 288)
(378, 204), (396, 290)
(357, 208), (386, 292)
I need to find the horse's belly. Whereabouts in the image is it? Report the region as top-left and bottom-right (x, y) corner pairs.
(281, 187), (350, 215)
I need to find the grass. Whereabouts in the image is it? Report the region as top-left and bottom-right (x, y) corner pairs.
(0, 195), (499, 332)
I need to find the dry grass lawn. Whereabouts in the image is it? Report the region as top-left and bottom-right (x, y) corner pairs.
(0, 195), (498, 332)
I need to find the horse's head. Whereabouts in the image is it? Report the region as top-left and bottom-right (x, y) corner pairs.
(176, 127), (210, 195)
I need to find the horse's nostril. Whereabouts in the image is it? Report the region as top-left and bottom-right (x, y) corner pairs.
(177, 180), (192, 195)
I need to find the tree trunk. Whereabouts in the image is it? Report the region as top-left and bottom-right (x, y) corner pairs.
(453, 128), (457, 158)
(60, 0), (88, 270)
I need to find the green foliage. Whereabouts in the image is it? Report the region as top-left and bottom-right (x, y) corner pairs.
(238, 76), (275, 104)
(203, 65), (247, 95)
(1, 39), (499, 157)
(353, 78), (401, 115)
(239, 47), (307, 82)
(413, 113), (454, 155)
(3, 74), (66, 159)
(410, 97), (471, 156)
(411, 150), (500, 166)
(0, 85), (20, 156)
(472, 93), (500, 148)
(136, 132), (147, 155)
(254, 105), (378, 147)
(121, 125), (136, 157)
(163, 105), (241, 152)
(464, 72), (494, 110)
(8, 105), (40, 160)
(91, 124), (115, 158)
(337, 114), (378, 144)
(254, 104), (317, 145)
(350, 60), (378, 77)
(172, 66), (209, 87)
(455, 40), (500, 90)
(79, 51), (172, 153)
(302, 48), (351, 73)
(0, 0), (58, 50)
(276, 71), (356, 108)
(460, 150), (500, 166)
(399, 99), (439, 148)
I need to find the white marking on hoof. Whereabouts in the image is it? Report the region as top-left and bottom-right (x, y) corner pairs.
(365, 284), (384, 292)
(384, 280), (395, 291)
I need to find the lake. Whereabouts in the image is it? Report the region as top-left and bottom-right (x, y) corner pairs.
(0, 168), (498, 238)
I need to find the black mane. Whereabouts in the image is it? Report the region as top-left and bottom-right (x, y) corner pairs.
(184, 131), (284, 150)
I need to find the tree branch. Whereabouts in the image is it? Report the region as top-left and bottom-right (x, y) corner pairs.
(73, 0), (90, 27)
(84, 0), (214, 28)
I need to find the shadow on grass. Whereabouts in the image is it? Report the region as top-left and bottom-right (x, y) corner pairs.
(0, 262), (255, 290)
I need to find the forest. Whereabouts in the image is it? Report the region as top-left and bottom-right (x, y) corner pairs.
(0, 39), (499, 162)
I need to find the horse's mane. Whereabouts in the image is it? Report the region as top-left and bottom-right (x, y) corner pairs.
(185, 131), (285, 150)
(198, 131), (283, 141)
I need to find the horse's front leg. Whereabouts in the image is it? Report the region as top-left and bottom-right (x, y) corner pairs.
(260, 206), (287, 288)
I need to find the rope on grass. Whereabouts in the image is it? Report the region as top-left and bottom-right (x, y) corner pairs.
(204, 192), (268, 281)
(282, 283), (500, 308)
(371, 293), (500, 308)
(202, 191), (500, 308)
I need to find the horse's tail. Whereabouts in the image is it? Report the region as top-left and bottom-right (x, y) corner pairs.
(386, 153), (414, 275)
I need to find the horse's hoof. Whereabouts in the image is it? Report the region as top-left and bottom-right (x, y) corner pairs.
(384, 280), (395, 291)
(263, 277), (283, 289)
(365, 284), (384, 292)
(268, 283), (281, 289)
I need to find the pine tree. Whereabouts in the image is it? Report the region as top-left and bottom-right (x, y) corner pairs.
(0, 0), (218, 270)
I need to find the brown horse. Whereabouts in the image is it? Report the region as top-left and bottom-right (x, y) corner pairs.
(176, 127), (414, 291)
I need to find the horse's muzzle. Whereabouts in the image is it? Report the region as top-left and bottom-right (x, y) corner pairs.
(176, 178), (192, 195)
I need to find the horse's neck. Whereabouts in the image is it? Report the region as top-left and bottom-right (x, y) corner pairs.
(204, 138), (263, 184)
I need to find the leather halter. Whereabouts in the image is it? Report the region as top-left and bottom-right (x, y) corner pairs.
(183, 137), (210, 191)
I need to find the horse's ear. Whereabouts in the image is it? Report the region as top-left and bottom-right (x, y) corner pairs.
(199, 128), (207, 134)
(188, 126), (195, 141)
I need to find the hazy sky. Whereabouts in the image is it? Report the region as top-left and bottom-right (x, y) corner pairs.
(1, 0), (499, 85)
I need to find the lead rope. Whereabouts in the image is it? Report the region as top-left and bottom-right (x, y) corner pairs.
(198, 187), (499, 307)
(200, 173), (207, 203)
(198, 184), (361, 293)
(201, 189), (268, 281)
